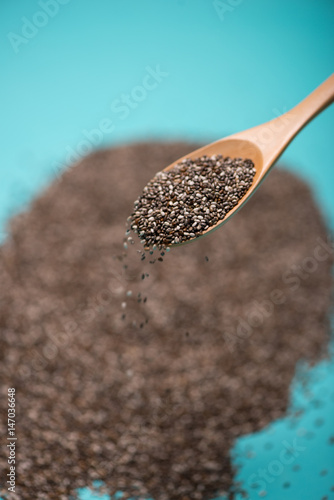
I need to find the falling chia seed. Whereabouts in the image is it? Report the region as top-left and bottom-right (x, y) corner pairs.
(130, 155), (255, 249)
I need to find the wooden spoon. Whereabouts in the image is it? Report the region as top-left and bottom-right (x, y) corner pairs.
(163, 73), (334, 245)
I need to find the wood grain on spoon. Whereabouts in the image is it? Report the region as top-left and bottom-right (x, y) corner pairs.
(163, 73), (334, 244)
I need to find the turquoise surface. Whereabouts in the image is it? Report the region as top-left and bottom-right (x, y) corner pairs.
(0, 1), (333, 498)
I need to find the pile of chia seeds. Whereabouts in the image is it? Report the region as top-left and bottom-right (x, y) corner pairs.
(130, 155), (255, 248)
(0, 142), (332, 500)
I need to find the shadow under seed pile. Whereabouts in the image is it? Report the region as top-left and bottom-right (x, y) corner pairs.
(130, 155), (255, 248)
(0, 142), (332, 500)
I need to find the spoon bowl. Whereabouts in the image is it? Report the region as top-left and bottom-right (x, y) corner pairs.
(163, 139), (264, 241)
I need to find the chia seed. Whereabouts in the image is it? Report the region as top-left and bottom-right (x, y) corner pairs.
(130, 155), (255, 249)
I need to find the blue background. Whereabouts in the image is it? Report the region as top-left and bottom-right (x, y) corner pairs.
(0, 1), (333, 499)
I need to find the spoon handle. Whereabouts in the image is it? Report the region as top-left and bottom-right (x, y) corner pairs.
(287, 72), (334, 135)
(242, 73), (334, 168)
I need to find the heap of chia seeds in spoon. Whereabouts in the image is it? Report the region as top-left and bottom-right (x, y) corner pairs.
(130, 155), (255, 249)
